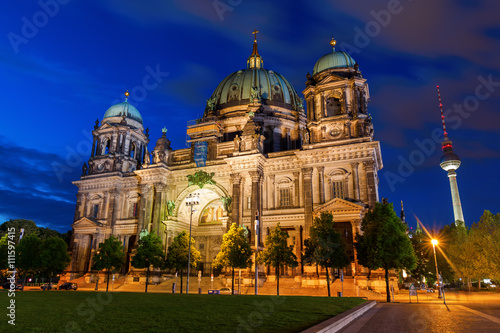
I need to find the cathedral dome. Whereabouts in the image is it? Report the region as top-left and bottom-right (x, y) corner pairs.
(206, 67), (303, 112)
(205, 32), (303, 115)
(313, 38), (356, 75)
(103, 92), (143, 124)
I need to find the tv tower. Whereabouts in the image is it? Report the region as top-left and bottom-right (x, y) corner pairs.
(437, 86), (465, 226)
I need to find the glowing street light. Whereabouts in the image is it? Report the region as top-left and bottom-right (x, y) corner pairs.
(431, 238), (446, 304)
(185, 193), (200, 294)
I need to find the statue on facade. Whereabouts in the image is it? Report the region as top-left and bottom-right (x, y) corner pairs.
(302, 128), (310, 144)
(82, 163), (88, 176)
(94, 119), (99, 130)
(234, 135), (241, 152)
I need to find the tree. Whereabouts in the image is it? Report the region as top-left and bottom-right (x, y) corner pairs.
(0, 235), (8, 271)
(92, 235), (125, 292)
(470, 211), (500, 283)
(40, 237), (71, 290)
(131, 232), (165, 293)
(212, 223), (253, 295)
(305, 212), (351, 297)
(164, 231), (201, 293)
(16, 234), (42, 289)
(355, 202), (417, 302)
(257, 223), (298, 295)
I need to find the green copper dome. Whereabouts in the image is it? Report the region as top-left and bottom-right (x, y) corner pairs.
(103, 101), (143, 124)
(206, 68), (303, 113)
(313, 51), (356, 75)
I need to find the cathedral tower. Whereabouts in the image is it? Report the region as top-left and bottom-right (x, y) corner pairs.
(437, 86), (465, 226)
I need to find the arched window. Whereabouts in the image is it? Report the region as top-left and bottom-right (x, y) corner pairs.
(130, 143), (136, 158)
(276, 177), (294, 208)
(326, 96), (342, 117)
(104, 140), (110, 155)
(329, 169), (349, 200)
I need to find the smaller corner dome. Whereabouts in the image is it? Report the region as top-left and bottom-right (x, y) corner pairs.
(103, 102), (143, 124)
(313, 51), (356, 75)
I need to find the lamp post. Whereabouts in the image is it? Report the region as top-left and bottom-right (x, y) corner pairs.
(185, 193), (200, 294)
(431, 239), (444, 301)
(254, 211), (259, 295)
(95, 250), (100, 291)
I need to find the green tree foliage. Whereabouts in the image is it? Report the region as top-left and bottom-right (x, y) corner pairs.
(164, 231), (201, 293)
(355, 202), (417, 302)
(40, 237), (71, 290)
(0, 219), (71, 244)
(92, 235), (125, 292)
(16, 234), (42, 289)
(131, 232), (165, 293)
(0, 235), (8, 271)
(446, 211), (500, 290)
(212, 223), (253, 294)
(306, 212), (351, 297)
(0, 219), (38, 242)
(257, 223), (298, 296)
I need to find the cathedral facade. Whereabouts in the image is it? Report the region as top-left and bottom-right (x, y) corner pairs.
(69, 36), (382, 282)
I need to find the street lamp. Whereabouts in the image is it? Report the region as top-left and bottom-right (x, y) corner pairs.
(185, 193), (200, 294)
(431, 239), (445, 303)
(95, 250), (100, 291)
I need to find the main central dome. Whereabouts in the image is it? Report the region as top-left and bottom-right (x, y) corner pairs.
(204, 35), (303, 115)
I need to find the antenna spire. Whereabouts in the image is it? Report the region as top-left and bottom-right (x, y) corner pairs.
(436, 85), (448, 140)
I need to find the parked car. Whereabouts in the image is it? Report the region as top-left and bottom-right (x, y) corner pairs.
(219, 287), (238, 295)
(59, 282), (78, 290)
(41, 283), (54, 290)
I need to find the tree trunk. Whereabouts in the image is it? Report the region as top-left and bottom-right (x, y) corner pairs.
(231, 267), (235, 295)
(326, 266), (331, 297)
(106, 270), (110, 292)
(316, 263), (319, 277)
(145, 266), (150, 293)
(22, 272), (28, 291)
(276, 266), (280, 296)
(180, 269), (183, 294)
(384, 267), (390, 303)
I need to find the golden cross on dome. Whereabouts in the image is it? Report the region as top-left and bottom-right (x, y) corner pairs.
(252, 29), (259, 42)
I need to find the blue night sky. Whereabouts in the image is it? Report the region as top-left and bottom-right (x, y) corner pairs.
(0, 0), (498, 233)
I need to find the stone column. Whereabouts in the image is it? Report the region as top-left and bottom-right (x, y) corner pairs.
(273, 128), (281, 152)
(91, 137), (96, 157)
(230, 173), (242, 225)
(351, 220), (360, 276)
(302, 167), (313, 238)
(317, 166), (325, 204)
(363, 161), (377, 208)
(293, 172), (300, 207)
(109, 188), (121, 228)
(269, 174), (275, 209)
(152, 183), (167, 236)
(102, 191), (110, 221)
(74, 193), (83, 222)
(249, 171), (262, 244)
(136, 184), (153, 239)
(351, 162), (360, 201)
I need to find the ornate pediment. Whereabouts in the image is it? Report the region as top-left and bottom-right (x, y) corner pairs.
(313, 198), (366, 220)
(72, 217), (104, 231)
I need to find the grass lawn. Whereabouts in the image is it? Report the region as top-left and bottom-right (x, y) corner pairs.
(0, 291), (365, 333)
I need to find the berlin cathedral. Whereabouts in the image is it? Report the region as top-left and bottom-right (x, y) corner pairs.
(69, 33), (383, 286)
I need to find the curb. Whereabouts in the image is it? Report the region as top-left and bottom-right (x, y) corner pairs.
(301, 300), (377, 333)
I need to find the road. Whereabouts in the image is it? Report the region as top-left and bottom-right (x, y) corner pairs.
(338, 292), (500, 333)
